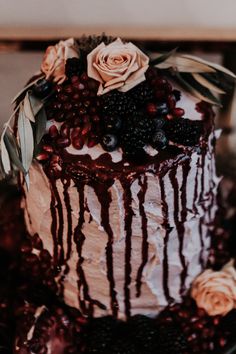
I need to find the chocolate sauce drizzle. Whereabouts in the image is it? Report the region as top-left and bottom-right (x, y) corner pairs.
(121, 179), (134, 318)
(63, 179), (73, 261)
(179, 159), (191, 295)
(136, 175), (149, 298)
(93, 182), (118, 317)
(160, 173), (173, 303)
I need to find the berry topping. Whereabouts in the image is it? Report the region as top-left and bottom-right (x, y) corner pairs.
(103, 116), (122, 132)
(33, 78), (53, 98)
(101, 134), (118, 152)
(129, 82), (154, 106)
(102, 91), (137, 117)
(121, 113), (154, 156)
(151, 130), (168, 150)
(152, 117), (166, 130)
(164, 118), (204, 146)
(158, 324), (189, 354)
(65, 58), (84, 78)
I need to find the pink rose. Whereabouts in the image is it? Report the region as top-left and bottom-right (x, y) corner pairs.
(87, 38), (149, 95)
(191, 261), (236, 316)
(41, 38), (79, 84)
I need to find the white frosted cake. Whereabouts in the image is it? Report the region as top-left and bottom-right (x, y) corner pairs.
(2, 36), (233, 324)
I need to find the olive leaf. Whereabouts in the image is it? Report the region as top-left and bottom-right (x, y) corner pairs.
(29, 91), (44, 116)
(0, 131), (11, 175)
(11, 72), (44, 105)
(202, 72), (235, 92)
(183, 54), (236, 79)
(18, 106), (34, 173)
(35, 107), (47, 144)
(192, 73), (226, 95)
(155, 54), (216, 73)
(4, 129), (26, 173)
(150, 48), (178, 66)
(23, 92), (35, 122)
(173, 72), (221, 106)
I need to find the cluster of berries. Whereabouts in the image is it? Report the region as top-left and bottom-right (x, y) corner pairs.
(33, 60), (204, 162)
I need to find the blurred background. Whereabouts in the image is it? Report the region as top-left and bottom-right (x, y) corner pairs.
(0, 0), (236, 166)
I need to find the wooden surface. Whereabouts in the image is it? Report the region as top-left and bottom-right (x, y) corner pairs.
(1, 26), (236, 42)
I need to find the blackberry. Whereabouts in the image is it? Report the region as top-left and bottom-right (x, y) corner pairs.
(65, 58), (83, 78)
(219, 310), (236, 339)
(129, 82), (154, 106)
(121, 113), (154, 156)
(84, 316), (117, 353)
(103, 116), (122, 132)
(109, 339), (138, 354)
(164, 118), (204, 146)
(158, 324), (189, 354)
(102, 91), (137, 117)
(129, 315), (159, 354)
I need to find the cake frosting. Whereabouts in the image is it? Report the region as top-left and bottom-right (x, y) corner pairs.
(2, 35), (233, 323)
(24, 96), (220, 319)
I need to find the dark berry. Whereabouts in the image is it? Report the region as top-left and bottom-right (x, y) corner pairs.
(172, 89), (181, 102)
(157, 324), (189, 354)
(101, 134), (118, 152)
(129, 315), (159, 353)
(103, 116), (122, 132)
(164, 118), (204, 146)
(65, 58), (83, 78)
(147, 102), (169, 116)
(33, 79), (53, 99)
(172, 107), (185, 117)
(152, 117), (166, 130)
(219, 310), (236, 339)
(121, 113), (154, 156)
(129, 82), (154, 106)
(151, 129), (168, 150)
(102, 91), (137, 117)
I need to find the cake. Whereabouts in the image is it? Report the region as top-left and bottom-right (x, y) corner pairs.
(1, 35), (236, 353)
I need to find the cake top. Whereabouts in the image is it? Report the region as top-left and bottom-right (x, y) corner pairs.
(0, 35), (235, 186)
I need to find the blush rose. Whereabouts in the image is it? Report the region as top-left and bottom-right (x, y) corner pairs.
(87, 38), (149, 95)
(41, 38), (79, 84)
(191, 262), (236, 316)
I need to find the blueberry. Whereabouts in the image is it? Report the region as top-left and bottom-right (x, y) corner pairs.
(153, 117), (166, 130)
(33, 78), (53, 98)
(104, 116), (122, 132)
(101, 134), (118, 152)
(151, 129), (168, 150)
(156, 102), (169, 116)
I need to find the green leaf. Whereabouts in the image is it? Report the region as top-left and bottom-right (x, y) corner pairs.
(202, 72), (235, 92)
(173, 72), (221, 106)
(4, 129), (26, 173)
(23, 92), (35, 122)
(155, 55), (216, 73)
(18, 106), (34, 173)
(192, 73), (225, 94)
(150, 48), (178, 66)
(183, 54), (236, 79)
(28, 91), (44, 116)
(0, 132), (11, 174)
(35, 107), (47, 144)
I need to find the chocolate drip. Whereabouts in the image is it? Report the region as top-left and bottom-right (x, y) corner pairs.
(63, 179), (73, 261)
(121, 179), (134, 318)
(193, 157), (200, 215)
(136, 175), (149, 298)
(49, 185), (58, 264)
(93, 183), (118, 317)
(74, 184), (93, 316)
(160, 173), (173, 303)
(50, 179), (64, 265)
(179, 159), (191, 295)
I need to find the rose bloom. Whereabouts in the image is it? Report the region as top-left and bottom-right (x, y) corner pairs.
(87, 38), (149, 95)
(191, 262), (236, 316)
(41, 38), (79, 84)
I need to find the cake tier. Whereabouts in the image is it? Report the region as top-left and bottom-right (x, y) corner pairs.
(25, 100), (219, 319)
